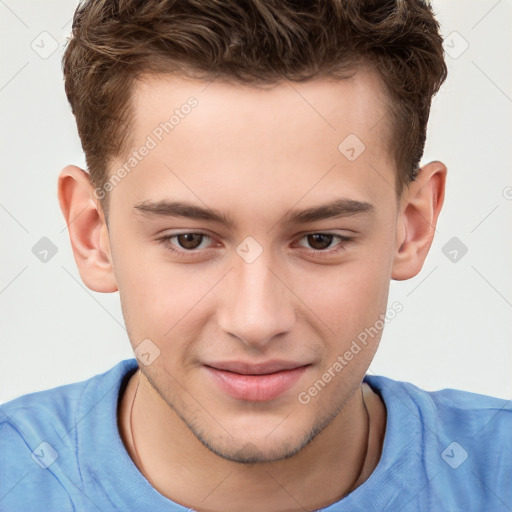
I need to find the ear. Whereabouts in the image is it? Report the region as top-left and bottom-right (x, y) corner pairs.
(392, 161), (447, 280)
(58, 165), (118, 292)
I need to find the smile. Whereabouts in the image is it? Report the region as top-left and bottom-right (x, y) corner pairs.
(204, 364), (310, 401)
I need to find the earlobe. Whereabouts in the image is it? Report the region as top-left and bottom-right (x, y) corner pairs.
(58, 165), (118, 293)
(391, 161), (447, 281)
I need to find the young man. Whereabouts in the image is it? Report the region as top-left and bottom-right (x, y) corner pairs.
(1, 0), (510, 510)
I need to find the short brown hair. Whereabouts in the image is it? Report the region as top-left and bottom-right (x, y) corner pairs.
(62, 0), (447, 205)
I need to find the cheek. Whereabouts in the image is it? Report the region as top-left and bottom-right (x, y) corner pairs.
(118, 267), (219, 344)
(294, 239), (394, 339)
(110, 231), (216, 344)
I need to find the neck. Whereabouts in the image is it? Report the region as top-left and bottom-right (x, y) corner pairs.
(118, 369), (385, 512)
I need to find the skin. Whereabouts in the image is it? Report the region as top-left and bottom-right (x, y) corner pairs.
(58, 67), (446, 511)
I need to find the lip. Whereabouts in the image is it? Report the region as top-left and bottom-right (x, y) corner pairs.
(204, 360), (310, 401)
(206, 360), (309, 375)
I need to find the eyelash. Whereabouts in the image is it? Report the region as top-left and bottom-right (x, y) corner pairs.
(156, 231), (354, 259)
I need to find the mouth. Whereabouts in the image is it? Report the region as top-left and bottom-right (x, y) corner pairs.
(203, 360), (311, 402)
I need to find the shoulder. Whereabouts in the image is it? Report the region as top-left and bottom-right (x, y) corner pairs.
(0, 358), (137, 439)
(368, 374), (512, 438)
(367, 374), (512, 447)
(0, 358), (138, 511)
(365, 374), (512, 507)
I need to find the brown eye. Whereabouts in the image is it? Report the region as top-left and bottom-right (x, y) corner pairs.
(157, 231), (214, 259)
(306, 233), (335, 250)
(295, 233), (354, 257)
(176, 233), (205, 249)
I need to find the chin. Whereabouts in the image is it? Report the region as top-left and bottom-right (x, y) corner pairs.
(188, 417), (323, 465)
(201, 436), (307, 464)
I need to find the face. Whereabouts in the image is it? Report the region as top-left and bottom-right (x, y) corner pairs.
(105, 69), (401, 463)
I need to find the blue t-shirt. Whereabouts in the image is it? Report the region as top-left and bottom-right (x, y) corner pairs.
(0, 358), (511, 511)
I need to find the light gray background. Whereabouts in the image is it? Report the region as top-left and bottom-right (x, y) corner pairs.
(1, 0), (511, 404)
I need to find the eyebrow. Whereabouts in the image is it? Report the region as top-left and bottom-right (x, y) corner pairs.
(133, 198), (374, 228)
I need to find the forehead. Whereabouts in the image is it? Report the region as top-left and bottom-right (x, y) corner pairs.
(130, 67), (390, 151)
(110, 68), (396, 218)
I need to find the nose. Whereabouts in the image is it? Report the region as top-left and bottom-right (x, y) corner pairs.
(217, 251), (296, 349)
